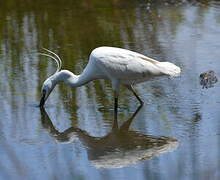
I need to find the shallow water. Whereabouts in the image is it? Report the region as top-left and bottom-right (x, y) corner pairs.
(0, 0), (220, 179)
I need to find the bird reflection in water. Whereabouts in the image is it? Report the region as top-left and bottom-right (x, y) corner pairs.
(40, 106), (179, 169)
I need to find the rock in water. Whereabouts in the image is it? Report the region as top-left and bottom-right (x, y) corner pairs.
(199, 70), (218, 89)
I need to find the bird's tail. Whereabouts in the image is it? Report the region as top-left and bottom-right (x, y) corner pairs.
(157, 62), (181, 77)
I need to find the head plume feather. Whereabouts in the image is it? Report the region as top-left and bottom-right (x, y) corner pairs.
(39, 48), (62, 74)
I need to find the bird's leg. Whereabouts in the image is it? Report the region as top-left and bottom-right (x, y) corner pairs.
(113, 91), (119, 130)
(120, 103), (143, 132)
(126, 85), (144, 106)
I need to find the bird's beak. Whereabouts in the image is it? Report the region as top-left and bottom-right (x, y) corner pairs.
(39, 91), (46, 107)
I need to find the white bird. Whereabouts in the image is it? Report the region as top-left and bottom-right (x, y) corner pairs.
(39, 46), (181, 121)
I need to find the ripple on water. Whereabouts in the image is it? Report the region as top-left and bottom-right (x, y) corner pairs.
(210, 1), (220, 10)
(19, 138), (51, 145)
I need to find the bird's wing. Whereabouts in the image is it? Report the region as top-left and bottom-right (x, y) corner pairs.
(93, 49), (163, 81)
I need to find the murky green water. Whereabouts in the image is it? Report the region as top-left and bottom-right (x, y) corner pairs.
(0, 0), (220, 179)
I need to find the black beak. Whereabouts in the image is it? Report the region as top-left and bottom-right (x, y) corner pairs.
(39, 91), (46, 107)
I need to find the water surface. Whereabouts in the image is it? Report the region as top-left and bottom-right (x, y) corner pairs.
(0, 0), (220, 179)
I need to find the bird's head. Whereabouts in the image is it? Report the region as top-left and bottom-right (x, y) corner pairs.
(39, 48), (62, 107)
(40, 77), (56, 106)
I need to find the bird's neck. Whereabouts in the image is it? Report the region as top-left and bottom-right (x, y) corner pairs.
(53, 70), (92, 88)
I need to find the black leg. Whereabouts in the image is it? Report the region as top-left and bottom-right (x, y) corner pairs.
(113, 92), (119, 130)
(120, 104), (143, 131)
(126, 85), (144, 106)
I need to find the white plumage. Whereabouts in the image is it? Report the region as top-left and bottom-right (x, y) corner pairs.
(39, 46), (181, 120)
(90, 47), (180, 83)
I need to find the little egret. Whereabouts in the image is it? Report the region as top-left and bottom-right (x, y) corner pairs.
(39, 47), (181, 121)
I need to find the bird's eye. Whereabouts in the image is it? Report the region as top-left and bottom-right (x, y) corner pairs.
(42, 89), (46, 94)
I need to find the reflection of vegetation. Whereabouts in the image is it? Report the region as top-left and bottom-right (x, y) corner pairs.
(0, 0), (219, 178)
(0, 0), (217, 123)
